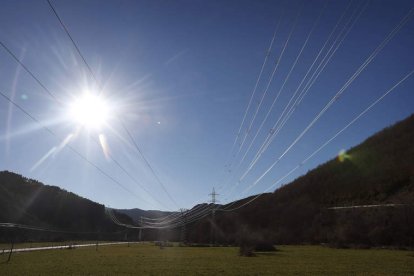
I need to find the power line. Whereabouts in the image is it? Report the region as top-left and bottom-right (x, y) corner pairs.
(233, 23), (279, 150)
(191, 1), (358, 213)
(238, 0), (368, 184)
(214, 6), (294, 204)
(221, 69), (414, 212)
(46, 0), (181, 210)
(327, 203), (410, 210)
(0, 222), (124, 235)
(0, 42), (165, 208)
(237, 4), (303, 155)
(225, 1), (329, 201)
(0, 7), (171, 210)
(225, 8), (285, 173)
(121, 121), (180, 209)
(139, 204), (209, 227)
(0, 41), (60, 103)
(46, 0), (100, 89)
(236, 4), (412, 197)
(107, 204), (215, 230)
(0, 89), (145, 203)
(253, 0), (369, 164)
(140, 204), (208, 225)
(214, 12), (284, 202)
(237, 0), (332, 171)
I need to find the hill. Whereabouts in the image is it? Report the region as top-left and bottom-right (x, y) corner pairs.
(116, 208), (176, 223)
(0, 171), (134, 242)
(1, 114), (413, 247)
(187, 114), (414, 247)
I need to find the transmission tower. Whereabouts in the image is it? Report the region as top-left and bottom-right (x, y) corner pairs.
(209, 187), (219, 245)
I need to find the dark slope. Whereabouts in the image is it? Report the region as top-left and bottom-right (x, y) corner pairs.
(188, 114), (414, 247)
(279, 113), (414, 206)
(0, 171), (134, 241)
(1, 114), (413, 246)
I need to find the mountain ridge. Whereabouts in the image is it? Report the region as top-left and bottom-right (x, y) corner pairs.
(1, 114), (413, 246)
(188, 114), (414, 247)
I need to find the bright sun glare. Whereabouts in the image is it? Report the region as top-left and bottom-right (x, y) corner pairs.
(68, 93), (110, 130)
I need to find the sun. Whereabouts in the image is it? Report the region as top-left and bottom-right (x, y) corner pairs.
(68, 93), (111, 130)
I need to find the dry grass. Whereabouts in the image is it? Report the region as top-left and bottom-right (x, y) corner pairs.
(1, 243), (413, 275)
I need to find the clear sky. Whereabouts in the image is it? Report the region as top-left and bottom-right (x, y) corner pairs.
(1, 0), (413, 211)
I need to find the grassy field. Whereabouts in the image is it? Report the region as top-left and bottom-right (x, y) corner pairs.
(1, 243), (413, 275)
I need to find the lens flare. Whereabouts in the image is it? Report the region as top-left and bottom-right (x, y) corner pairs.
(338, 149), (350, 162)
(99, 134), (111, 160)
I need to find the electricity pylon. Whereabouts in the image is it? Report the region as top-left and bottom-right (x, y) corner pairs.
(209, 187), (219, 245)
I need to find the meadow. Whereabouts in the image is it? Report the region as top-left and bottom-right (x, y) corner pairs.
(1, 243), (413, 275)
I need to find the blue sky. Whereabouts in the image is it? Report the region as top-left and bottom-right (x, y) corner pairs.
(1, 0), (413, 210)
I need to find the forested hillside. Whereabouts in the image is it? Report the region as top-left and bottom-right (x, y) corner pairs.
(0, 171), (133, 242)
(187, 114), (414, 247)
(1, 114), (413, 247)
